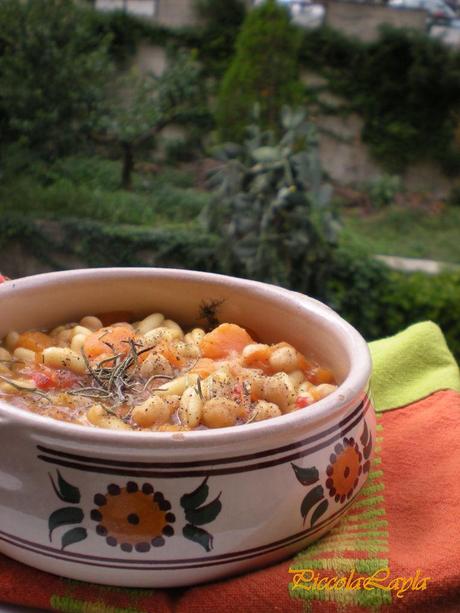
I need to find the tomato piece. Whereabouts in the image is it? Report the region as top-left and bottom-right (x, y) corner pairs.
(295, 395), (311, 409)
(28, 365), (80, 390)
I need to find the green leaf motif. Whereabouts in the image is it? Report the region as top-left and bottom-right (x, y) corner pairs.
(310, 499), (328, 527)
(49, 470), (80, 504)
(183, 524), (214, 552)
(49, 507), (84, 541)
(184, 493), (222, 526)
(180, 477), (209, 511)
(61, 527), (87, 550)
(300, 485), (324, 526)
(291, 463), (319, 486)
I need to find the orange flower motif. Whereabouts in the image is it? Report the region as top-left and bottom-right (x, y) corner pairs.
(326, 438), (363, 504)
(91, 482), (175, 552)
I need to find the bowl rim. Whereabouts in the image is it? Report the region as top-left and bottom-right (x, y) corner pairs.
(0, 268), (371, 448)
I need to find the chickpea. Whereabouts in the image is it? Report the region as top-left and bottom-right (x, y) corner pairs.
(201, 369), (233, 400)
(140, 353), (173, 378)
(242, 343), (270, 364)
(288, 369), (305, 389)
(42, 347), (86, 375)
(70, 325), (92, 338)
(79, 316), (103, 331)
(263, 372), (296, 412)
(251, 400), (282, 422)
(13, 347), (36, 364)
(172, 340), (201, 360)
(5, 331), (19, 352)
(0, 347), (11, 361)
(184, 328), (205, 344)
(298, 380), (314, 395)
(87, 404), (131, 430)
(163, 319), (184, 339)
(312, 383), (337, 401)
(269, 345), (299, 373)
(132, 396), (170, 428)
(156, 373), (198, 397)
(179, 386), (203, 428)
(57, 329), (73, 348)
(0, 362), (10, 376)
(201, 397), (240, 428)
(136, 313), (165, 335)
(143, 327), (176, 346)
(71, 333), (87, 354)
(163, 394), (181, 414)
(247, 371), (266, 399)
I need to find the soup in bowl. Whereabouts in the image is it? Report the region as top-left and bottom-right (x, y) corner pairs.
(0, 268), (375, 587)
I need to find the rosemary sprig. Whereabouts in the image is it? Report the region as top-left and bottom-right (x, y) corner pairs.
(70, 341), (160, 406)
(0, 374), (51, 402)
(246, 410), (259, 424)
(195, 376), (203, 400)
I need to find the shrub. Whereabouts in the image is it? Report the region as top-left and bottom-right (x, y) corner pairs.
(1, 214), (219, 272)
(365, 174), (402, 209)
(0, 0), (111, 158)
(215, 0), (302, 142)
(0, 159), (210, 225)
(325, 244), (460, 359)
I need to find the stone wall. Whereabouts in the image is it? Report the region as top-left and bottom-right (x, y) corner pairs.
(324, 1), (427, 42)
(301, 70), (457, 194)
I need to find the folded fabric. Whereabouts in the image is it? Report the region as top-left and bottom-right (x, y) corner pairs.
(0, 321), (459, 612)
(369, 321), (460, 412)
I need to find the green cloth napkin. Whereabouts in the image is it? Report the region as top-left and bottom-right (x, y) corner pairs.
(368, 320), (460, 412)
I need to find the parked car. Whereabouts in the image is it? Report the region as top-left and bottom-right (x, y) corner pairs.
(289, 1), (325, 28)
(255, 0), (325, 29)
(389, 0), (456, 21)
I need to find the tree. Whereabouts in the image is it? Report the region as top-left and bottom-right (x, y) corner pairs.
(215, 0), (302, 142)
(0, 0), (111, 158)
(95, 50), (209, 190)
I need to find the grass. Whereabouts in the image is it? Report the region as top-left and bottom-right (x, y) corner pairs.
(341, 206), (460, 264)
(0, 155), (209, 227)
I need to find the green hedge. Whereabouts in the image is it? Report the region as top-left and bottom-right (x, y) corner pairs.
(325, 245), (460, 359)
(1, 214), (219, 271)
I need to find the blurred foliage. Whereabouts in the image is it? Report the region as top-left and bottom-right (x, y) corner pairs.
(364, 174), (402, 210)
(325, 244), (460, 359)
(1, 213), (219, 272)
(300, 26), (460, 172)
(0, 154), (209, 225)
(216, 0), (302, 142)
(94, 49), (211, 189)
(0, 0), (112, 158)
(193, 0), (246, 76)
(201, 107), (341, 294)
(82, 0), (244, 77)
(342, 206), (460, 263)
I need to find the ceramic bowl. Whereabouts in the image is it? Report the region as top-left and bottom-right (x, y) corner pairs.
(0, 268), (375, 587)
